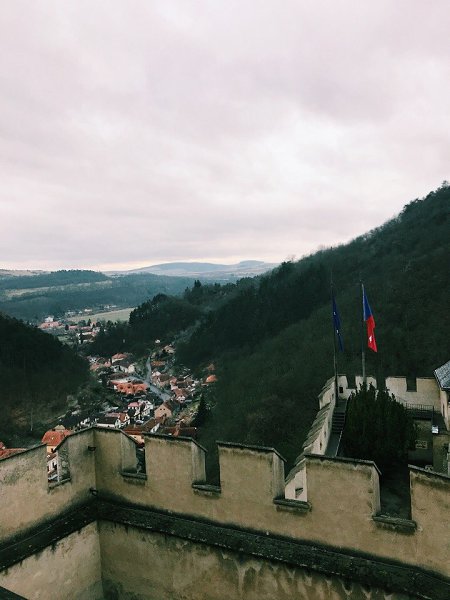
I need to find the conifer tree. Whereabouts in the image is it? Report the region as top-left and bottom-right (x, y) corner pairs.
(342, 385), (416, 472)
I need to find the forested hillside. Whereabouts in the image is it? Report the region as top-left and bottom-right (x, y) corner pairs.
(0, 314), (89, 441)
(88, 278), (257, 357)
(0, 269), (108, 291)
(176, 184), (449, 475)
(0, 270), (195, 321)
(89, 293), (203, 356)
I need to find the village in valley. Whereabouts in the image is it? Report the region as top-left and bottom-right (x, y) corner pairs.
(0, 317), (217, 482)
(36, 308), (121, 346)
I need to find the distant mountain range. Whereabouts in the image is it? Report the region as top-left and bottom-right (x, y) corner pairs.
(0, 262), (277, 321)
(107, 260), (278, 279)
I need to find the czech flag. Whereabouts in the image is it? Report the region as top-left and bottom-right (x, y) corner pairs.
(363, 288), (377, 352)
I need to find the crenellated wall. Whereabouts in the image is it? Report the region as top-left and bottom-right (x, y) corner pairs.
(0, 428), (96, 542)
(0, 427), (449, 599)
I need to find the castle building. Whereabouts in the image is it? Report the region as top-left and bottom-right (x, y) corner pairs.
(0, 372), (449, 599)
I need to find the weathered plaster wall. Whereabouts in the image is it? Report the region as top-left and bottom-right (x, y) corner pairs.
(0, 522), (102, 600)
(99, 521), (417, 600)
(0, 429), (95, 542)
(432, 432), (450, 473)
(1, 427), (449, 599)
(409, 467), (450, 566)
(92, 430), (450, 579)
(385, 377), (440, 408)
(318, 376), (337, 409)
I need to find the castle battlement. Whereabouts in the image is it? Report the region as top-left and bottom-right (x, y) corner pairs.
(1, 426), (449, 596)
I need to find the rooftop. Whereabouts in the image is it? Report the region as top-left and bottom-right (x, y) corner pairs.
(434, 360), (450, 390)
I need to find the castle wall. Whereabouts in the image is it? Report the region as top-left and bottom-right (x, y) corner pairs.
(91, 429), (450, 580)
(385, 377), (440, 408)
(318, 376), (336, 408)
(318, 375), (355, 409)
(99, 520), (417, 600)
(1, 428), (449, 599)
(0, 429), (96, 542)
(410, 467), (450, 563)
(0, 522), (102, 600)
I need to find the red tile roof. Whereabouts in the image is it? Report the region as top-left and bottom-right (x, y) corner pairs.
(41, 429), (71, 447)
(0, 448), (26, 460)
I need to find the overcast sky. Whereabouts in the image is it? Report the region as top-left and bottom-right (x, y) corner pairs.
(1, 1), (449, 271)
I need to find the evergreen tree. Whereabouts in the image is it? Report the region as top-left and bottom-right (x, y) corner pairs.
(341, 385), (416, 472)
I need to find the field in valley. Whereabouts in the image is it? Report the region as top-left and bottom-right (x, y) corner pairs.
(72, 307), (134, 323)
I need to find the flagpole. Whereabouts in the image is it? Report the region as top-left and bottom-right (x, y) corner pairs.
(331, 279), (339, 405)
(361, 281), (366, 387)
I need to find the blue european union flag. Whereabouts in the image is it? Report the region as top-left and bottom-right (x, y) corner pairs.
(332, 294), (344, 352)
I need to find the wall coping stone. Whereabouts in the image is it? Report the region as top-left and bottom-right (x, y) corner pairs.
(305, 453), (382, 475)
(318, 376), (335, 396)
(217, 440), (286, 462)
(54, 426), (96, 451)
(93, 426), (139, 445)
(285, 455), (306, 484)
(144, 432), (207, 453)
(409, 464), (450, 481)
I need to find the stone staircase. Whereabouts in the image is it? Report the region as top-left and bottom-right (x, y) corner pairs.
(331, 410), (346, 434)
(331, 398), (348, 435)
(326, 399), (348, 456)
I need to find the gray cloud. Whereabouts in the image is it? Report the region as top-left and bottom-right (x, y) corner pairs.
(1, 1), (449, 270)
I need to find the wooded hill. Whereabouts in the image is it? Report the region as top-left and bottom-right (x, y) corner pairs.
(0, 270), (196, 321)
(179, 185), (449, 477)
(0, 314), (89, 442)
(81, 185), (450, 478)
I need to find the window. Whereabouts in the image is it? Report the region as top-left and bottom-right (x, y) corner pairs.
(406, 377), (417, 392)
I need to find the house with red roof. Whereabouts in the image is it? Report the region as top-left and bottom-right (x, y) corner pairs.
(106, 412), (130, 428)
(115, 381), (149, 396)
(41, 428), (71, 455)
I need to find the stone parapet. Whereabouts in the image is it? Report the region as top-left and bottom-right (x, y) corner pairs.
(0, 426), (449, 598)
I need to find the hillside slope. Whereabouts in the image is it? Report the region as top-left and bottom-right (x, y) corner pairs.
(0, 314), (89, 442)
(176, 185), (449, 475)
